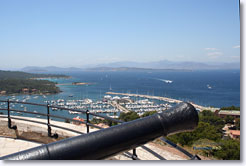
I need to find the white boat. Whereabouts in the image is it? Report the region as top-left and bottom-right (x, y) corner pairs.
(69, 110), (80, 114)
(158, 79), (173, 83)
(104, 95), (112, 99)
(57, 103), (65, 106)
(207, 84), (212, 89)
(163, 80), (173, 83)
(112, 96), (120, 100)
(52, 108), (58, 111)
(57, 99), (64, 102)
(84, 98), (93, 104)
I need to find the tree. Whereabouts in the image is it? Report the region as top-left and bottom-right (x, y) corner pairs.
(199, 112), (225, 133)
(225, 115), (234, 124)
(201, 110), (214, 116)
(167, 110), (223, 146)
(194, 122), (222, 141)
(235, 118), (240, 130)
(119, 111), (140, 122)
(167, 122), (221, 146)
(220, 106), (240, 111)
(141, 111), (157, 118)
(212, 139), (240, 160)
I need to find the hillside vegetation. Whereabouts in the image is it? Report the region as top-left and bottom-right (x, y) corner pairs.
(0, 70), (67, 95)
(167, 110), (240, 160)
(99, 109), (240, 160)
(0, 70), (68, 80)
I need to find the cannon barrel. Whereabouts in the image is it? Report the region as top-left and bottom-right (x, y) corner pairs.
(0, 102), (198, 160)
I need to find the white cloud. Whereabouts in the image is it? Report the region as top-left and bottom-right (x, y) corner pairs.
(207, 52), (223, 58)
(205, 48), (218, 51)
(233, 45), (240, 48)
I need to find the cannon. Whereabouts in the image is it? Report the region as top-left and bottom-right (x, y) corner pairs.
(0, 102), (199, 160)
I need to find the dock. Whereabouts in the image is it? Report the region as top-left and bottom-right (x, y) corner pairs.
(110, 101), (131, 113)
(106, 92), (219, 112)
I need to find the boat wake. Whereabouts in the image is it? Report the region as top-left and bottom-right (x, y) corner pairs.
(156, 79), (173, 84)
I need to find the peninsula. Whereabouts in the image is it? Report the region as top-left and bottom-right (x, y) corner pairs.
(56, 82), (92, 86)
(0, 70), (68, 95)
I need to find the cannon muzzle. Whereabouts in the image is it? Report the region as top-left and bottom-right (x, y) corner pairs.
(0, 102), (198, 160)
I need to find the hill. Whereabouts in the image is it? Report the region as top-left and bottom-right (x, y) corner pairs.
(0, 70), (68, 95)
(0, 70), (68, 80)
(21, 66), (83, 73)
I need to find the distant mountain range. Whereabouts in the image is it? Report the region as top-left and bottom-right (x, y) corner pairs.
(92, 60), (240, 70)
(21, 66), (83, 73)
(21, 60), (240, 73)
(85, 67), (191, 72)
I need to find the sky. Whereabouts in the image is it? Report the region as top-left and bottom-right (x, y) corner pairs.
(0, 0), (240, 69)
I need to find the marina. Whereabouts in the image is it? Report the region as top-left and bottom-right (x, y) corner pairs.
(106, 92), (220, 112)
(0, 93), (174, 120)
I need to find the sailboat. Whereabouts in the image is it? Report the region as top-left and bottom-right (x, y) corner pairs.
(109, 84), (112, 91)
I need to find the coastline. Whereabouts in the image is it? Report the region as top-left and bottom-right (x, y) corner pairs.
(31, 76), (71, 80)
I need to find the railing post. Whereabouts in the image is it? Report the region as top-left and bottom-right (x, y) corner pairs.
(47, 104), (51, 137)
(132, 148), (138, 160)
(7, 99), (11, 129)
(86, 110), (89, 133)
(7, 99), (17, 130)
(109, 121), (112, 127)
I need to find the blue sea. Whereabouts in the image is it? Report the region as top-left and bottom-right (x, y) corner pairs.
(0, 70), (240, 121)
(52, 70), (240, 107)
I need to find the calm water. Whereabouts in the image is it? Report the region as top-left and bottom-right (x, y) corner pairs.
(0, 70), (240, 120)
(52, 70), (240, 107)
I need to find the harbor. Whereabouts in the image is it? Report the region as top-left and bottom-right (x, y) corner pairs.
(0, 93), (174, 120)
(106, 92), (220, 112)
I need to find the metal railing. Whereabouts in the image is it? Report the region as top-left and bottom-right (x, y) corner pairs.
(0, 99), (200, 160)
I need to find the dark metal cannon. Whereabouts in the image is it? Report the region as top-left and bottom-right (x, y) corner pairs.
(0, 102), (199, 160)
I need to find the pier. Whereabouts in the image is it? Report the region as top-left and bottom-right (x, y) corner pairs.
(110, 101), (131, 113)
(106, 92), (219, 112)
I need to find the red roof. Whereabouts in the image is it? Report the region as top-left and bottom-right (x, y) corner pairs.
(229, 130), (240, 136)
(73, 117), (84, 122)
